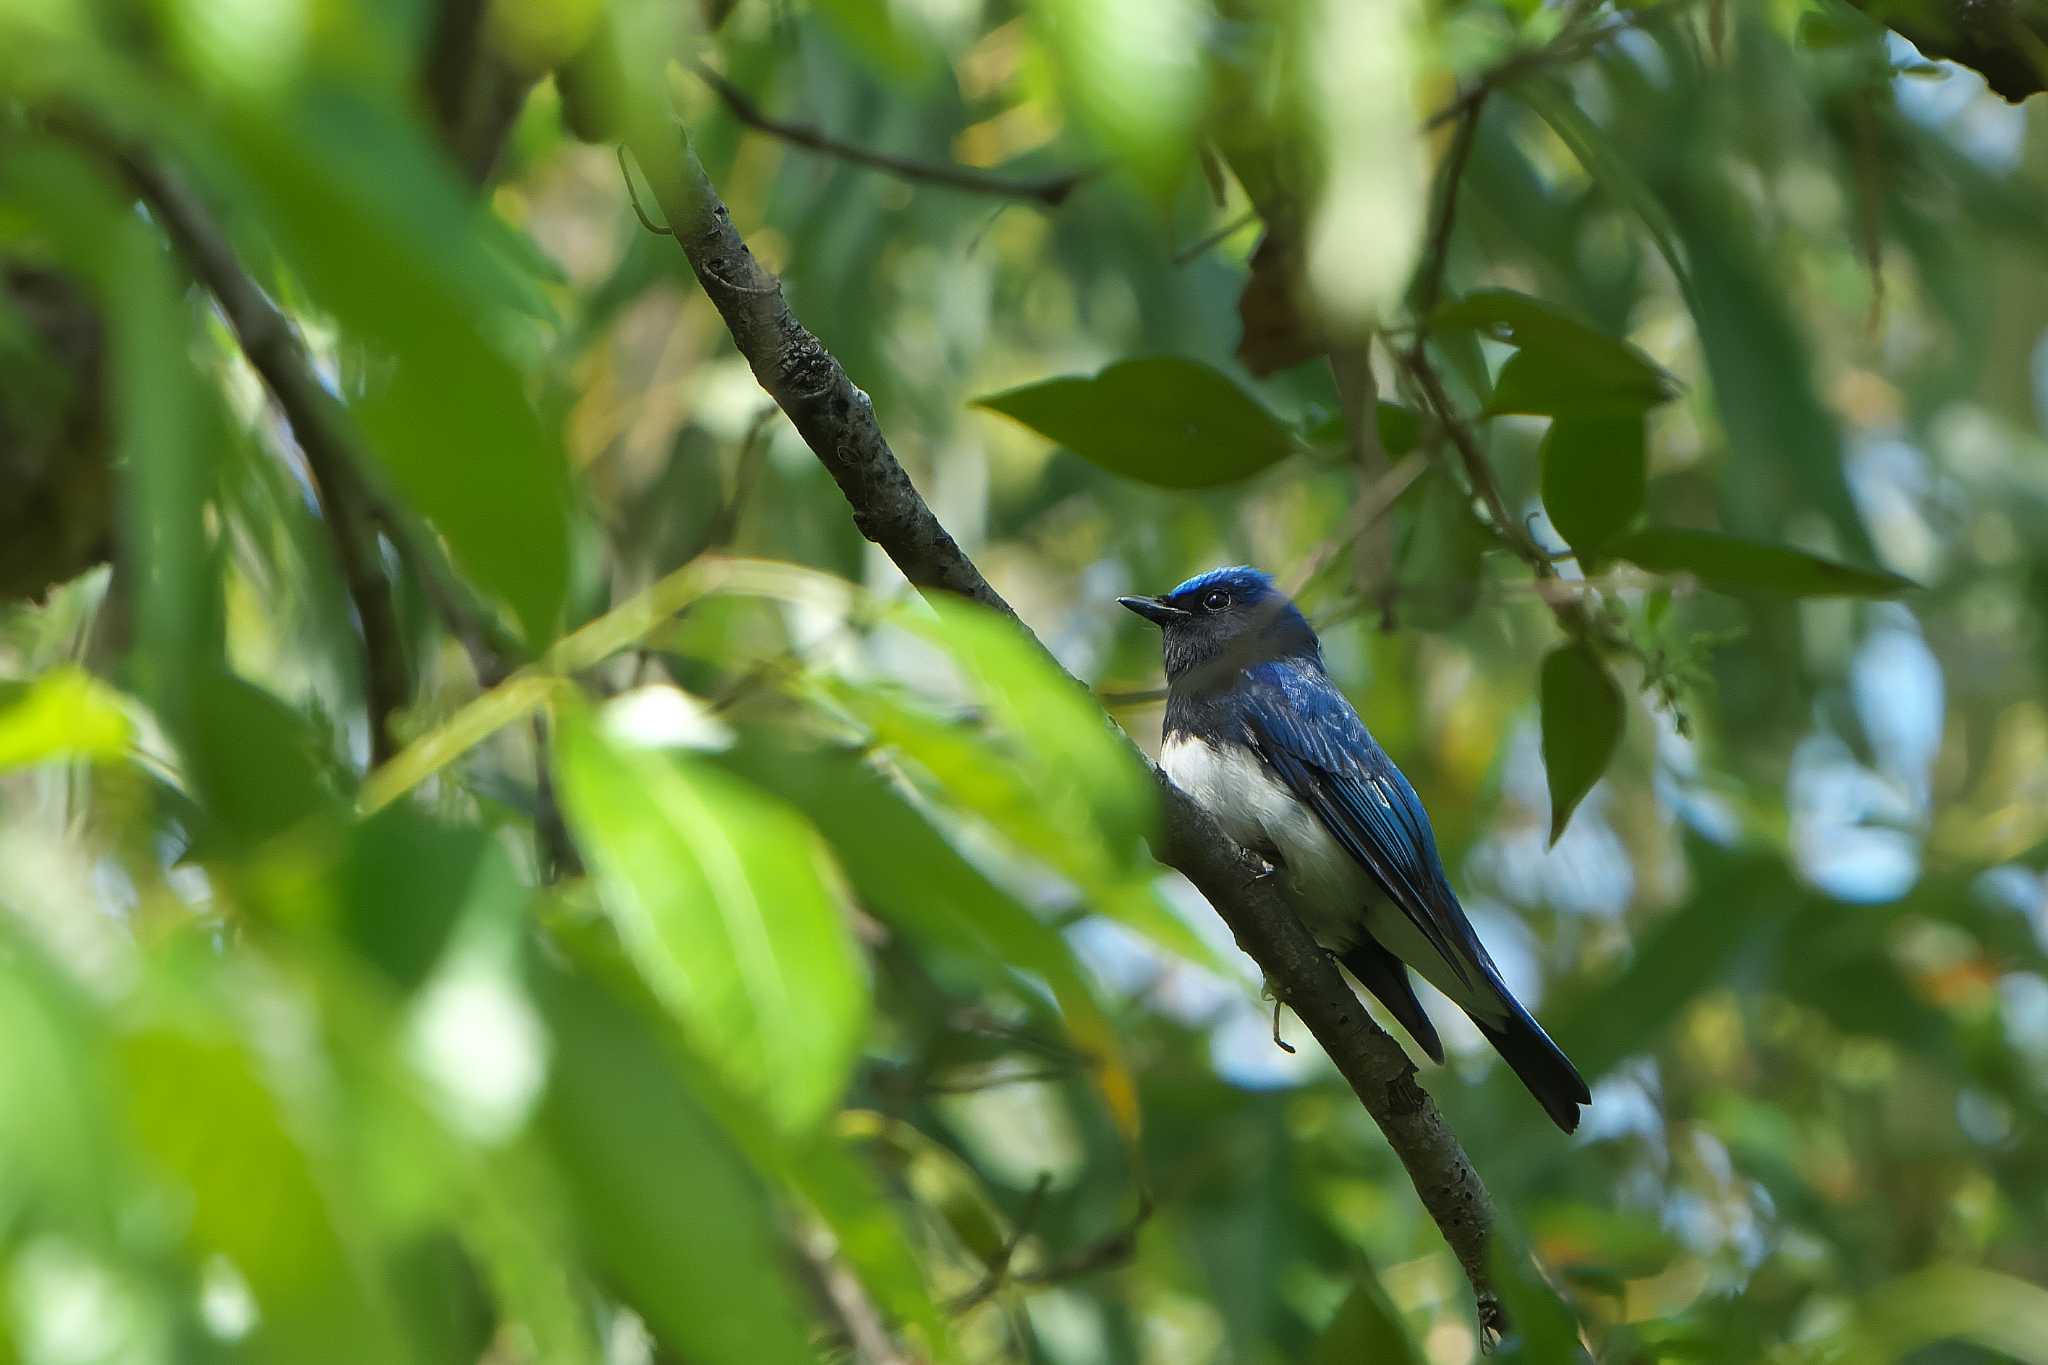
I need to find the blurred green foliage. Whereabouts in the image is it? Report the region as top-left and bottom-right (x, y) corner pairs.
(4, 0), (2048, 1363)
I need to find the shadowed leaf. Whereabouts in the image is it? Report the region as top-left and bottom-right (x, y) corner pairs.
(976, 357), (1300, 488)
(1539, 643), (1623, 845)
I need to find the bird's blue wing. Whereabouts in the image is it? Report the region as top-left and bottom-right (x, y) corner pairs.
(1237, 661), (1487, 990)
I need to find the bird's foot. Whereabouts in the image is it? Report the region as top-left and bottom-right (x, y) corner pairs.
(1259, 980), (1297, 1054)
(1270, 997), (1296, 1054)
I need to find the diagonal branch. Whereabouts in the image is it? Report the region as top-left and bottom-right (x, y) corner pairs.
(690, 61), (1088, 208)
(627, 128), (1508, 1339)
(98, 142), (414, 764)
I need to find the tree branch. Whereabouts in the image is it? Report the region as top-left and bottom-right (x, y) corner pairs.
(629, 129), (1507, 1339)
(1849, 0), (2048, 101)
(82, 134), (583, 875)
(689, 61), (1088, 208)
(100, 144), (413, 763)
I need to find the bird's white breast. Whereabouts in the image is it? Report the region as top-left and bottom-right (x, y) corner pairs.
(1161, 733), (1375, 951)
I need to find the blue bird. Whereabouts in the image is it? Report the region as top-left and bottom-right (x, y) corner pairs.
(1120, 565), (1589, 1132)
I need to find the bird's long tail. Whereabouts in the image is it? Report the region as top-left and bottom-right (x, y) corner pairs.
(1473, 1000), (1589, 1134)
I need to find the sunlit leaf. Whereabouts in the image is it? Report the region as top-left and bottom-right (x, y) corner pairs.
(0, 667), (131, 770)
(0, 926), (120, 1230)
(1539, 643), (1622, 846)
(812, 0), (944, 80)
(552, 705), (868, 1135)
(119, 1002), (405, 1364)
(835, 682), (1217, 972)
(722, 738), (1140, 1140)
(1032, 0), (1203, 189)
(975, 357), (1300, 488)
(1540, 415), (1645, 559)
(1606, 528), (1916, 597)
(780, 1128), (961, 1361)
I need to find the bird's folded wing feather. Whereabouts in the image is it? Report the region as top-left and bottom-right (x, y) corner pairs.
(1238, 662), (1486, 990)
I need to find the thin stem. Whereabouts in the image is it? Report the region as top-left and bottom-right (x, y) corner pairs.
(690, 61), (1088, 207)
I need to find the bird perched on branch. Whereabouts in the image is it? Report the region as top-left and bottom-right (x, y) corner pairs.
(1120, 565), (1589, 1132)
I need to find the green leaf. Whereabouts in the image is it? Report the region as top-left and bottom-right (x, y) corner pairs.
(1538, 644), (1623, 846)
(0, 667), (131, 770)
(1490, 1238), (1591, 1364)
(0, 142), (220, 731)
(1540, 415), (1645, 559)
(338, 808), (521, 991)
(1436, 289), (1675, 418)
(552, 705), (868, 1136)
(1396, 467), (1489, 629)
(1033, 0), (1203, 190)
(1310, 1264), (1424, 1365)
(975, 357), (1299, 488)
(119, 1007), (405, 1364)
(1301, 401), (1424, 459)
(780, 1128), (961, 1362)
(1606, 528), (1916, 598)
(838, 598), (1218, 972)
(210, 87), (575, 644)
(182, 671), (346, 855)
(531, 955), (816, 1365)
(1486, 347), (1674, 418)
(909, 597), (1156, 858)
(811, 0), (943, 80)
(721, 738), (1140, 1140)
(1833, 1266), (2048, 1364)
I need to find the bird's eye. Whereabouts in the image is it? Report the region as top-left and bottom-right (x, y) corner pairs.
(1201, 589), (1230, 612)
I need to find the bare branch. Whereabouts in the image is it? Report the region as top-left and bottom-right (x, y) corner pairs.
(690, 61), (1089, 208)
(630, 128), (1508, 1338)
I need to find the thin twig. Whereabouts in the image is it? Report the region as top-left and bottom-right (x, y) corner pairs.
(690, 61), (1089, 207)
(1284, 452), (1429, 605)
(801, 1224), (915, 1365)
(1420, 0), (1703, 131)
(1411, 90), (1487, 328)
(922, 1066), (1092, 1096)
(1172, 210), (1260, 266)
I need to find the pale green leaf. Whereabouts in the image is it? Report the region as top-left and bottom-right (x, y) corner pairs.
(0, 667), (131, 770)
(553, 705), (868, 1136)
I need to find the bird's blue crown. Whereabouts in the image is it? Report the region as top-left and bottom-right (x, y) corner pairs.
(1166, 565), (1277, 604)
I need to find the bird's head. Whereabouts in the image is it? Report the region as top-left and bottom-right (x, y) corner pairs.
(1119, 565), (1319, 686)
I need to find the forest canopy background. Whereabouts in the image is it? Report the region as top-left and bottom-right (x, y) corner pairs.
(4, 0), (2048, 1362)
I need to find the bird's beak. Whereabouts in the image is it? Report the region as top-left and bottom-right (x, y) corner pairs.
(1117, 595), (1187, 626)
